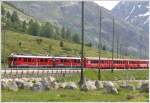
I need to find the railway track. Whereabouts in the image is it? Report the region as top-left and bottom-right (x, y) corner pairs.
(1, 68), (81, 77)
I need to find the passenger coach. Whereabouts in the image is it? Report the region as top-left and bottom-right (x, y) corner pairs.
(8, 54), (149, 69)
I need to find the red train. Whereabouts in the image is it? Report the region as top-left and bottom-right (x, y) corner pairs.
(8, 54), (149, 69)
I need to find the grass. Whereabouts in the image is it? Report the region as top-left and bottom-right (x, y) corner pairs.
(2, 30), (119, 67)
(55, 69), (148, 82)
(85, 69), (149, 80)
(2, 88), (148, 102)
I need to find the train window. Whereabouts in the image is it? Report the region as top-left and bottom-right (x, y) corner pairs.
(113, 61), (117, 64)
(40, 59), (43, 62)
(24, 58), (27, 62)
(17, 58), (21, 61)
(74, 59), (77, 63)
(32, 59), (35, 62)
(91, 60), (94, 63)
(61, 59), (65, 62)
(91, 60), (98, 64)
(76, 60), (80, 63)
(14, 58), (17, 61)
(100, 61), (104, 63)
(44, 59), (48, 62)
(117, 61), (119, 64)
(95, 60), (98, 63)
(28, 58), (31, 62)
(60, 59), (66, 62)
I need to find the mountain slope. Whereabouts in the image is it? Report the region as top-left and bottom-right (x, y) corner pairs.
(4, 1), (148, 57)
(112, 0), (149, 33)
(2, 2), (35, 22)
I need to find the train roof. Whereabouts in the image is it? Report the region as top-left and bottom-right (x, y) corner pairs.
(86, 57), (148, 61)
(9, 54), (53, 58)
(54, 57), (81, 59)
(9, 54), (148, 61)
(9, 54), (81, 59)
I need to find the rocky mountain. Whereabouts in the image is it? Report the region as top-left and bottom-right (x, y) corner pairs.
(4, 1), (148, 57)
(112, 0), (149, 33)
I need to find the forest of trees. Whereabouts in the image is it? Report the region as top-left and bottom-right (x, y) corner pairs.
(1, 6), (83, 45)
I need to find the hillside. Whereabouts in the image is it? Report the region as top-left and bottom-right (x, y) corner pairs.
(2, 30), (121, 65)
(5, 1), (148, 57)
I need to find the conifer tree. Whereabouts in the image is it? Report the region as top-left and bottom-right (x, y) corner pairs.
(11, 11), (19, 23)
(28, 21), (40, 36)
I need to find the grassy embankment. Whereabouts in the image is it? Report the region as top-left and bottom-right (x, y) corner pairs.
(57, 69), (148, 82)
(2, 30), (119, 67)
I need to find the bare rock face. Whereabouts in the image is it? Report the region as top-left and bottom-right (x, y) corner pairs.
(140, 82), (149, 92)
(80, 80), (97, 91)
(103, 81), (118, 94)
(65, 82), (77, 90)
(7, 81), (18, 92)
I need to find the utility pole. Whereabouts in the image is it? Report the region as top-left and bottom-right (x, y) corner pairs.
(111, 16), (115, 73)
(120, 43), (123, 59)
(2, 23), (6, 68)
(80, 1), (84, 85)
(116, 29), (119, 58)
(98, 6), (102, 80)
(144, 47), (146, 58)
(139, 47), (142, 59)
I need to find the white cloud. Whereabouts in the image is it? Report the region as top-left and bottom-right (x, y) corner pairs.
(95, 0), (120, 10)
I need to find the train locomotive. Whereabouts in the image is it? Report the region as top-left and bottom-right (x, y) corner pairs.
(8, 54), (149, 69)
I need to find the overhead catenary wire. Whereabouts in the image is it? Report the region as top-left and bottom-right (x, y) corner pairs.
(2, 22), (6, 77)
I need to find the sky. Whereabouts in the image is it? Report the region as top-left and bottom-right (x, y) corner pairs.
(95, 0), (120, 10)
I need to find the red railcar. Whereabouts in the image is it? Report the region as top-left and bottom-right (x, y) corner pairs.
(8, 55), (53, 68)
(54, 57), (81, 68)
(85, 57), (148, 69)
(85, 57), (111, 69)
(8, 54), (149, 69)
